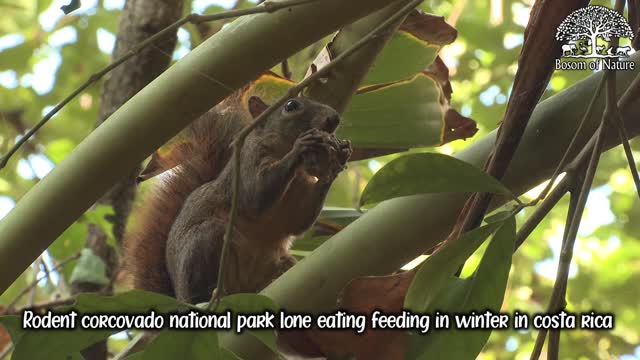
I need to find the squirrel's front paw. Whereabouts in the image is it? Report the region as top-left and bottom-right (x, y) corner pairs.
(294, 130), (352, 183)
(295, 129), (333, 179)
(335, 138), (352, 166)
(323, 136), (352, 180)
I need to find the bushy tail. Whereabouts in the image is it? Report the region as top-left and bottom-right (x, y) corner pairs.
(123, 95), (248, 296)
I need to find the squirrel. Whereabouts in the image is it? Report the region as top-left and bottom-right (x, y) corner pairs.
(123, 89), (352, 304)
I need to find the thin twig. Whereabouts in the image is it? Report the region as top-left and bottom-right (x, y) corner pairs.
(530, 171), (581, 360)
(11, 297), (76, 314)
(515, 173), (573, 251)
(208, 0), (425, 307)
(3, 252), (80, 314)
(600, 0), (640, 199)
(530, 75), (606, 205)
(28, 257), (43, 306)
(281, 59), (293, 79)
(0, 0), (320, 170)
(605, 81), (640, 199)
(208, 143), (241, 311)
(612, 122), (640, 199)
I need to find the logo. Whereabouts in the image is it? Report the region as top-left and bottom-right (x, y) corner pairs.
(555, 5), (635, 71)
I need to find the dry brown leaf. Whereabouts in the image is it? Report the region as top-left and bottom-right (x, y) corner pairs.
(400, 9), (458, 45)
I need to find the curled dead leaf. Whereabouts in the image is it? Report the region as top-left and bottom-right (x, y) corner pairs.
(423, 56), (452, 102)
(400, 9), (457, 45)
(442, 109), (478, 144)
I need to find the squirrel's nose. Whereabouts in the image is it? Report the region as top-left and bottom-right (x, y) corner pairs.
(323, 113), (340, 133)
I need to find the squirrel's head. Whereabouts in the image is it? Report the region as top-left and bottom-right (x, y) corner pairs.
(248, 96), (341, 141)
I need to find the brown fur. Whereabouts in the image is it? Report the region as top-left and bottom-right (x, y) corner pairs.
(123, 95), (247, 296)
(123, 94), (352, 303)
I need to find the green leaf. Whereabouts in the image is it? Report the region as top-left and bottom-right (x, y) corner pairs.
(404, 221), (503, 313)
(339, 74), (444, 148)
(406, 216), (516, 360)
(247, 73), (449, 149)
(291, 235), (329, 253)
(140, 330), (220, 360)
(129, 346), (241, 360)
(49, 206), (116, 281)
(216, 294), (282, 359)
(360, 153), (514, 207)
(362, 31), (439, 86)
(10, 291), (191, 360)
(69, 248), (110, 286)
(64, 290), (192, 313)
(483, 210), (514, 224)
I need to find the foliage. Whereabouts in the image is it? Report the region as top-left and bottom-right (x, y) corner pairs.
(0, 0), (639, 359)
(406, 216), (516, 359)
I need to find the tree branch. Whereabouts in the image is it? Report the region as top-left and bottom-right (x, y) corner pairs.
(0, 0), (320, 170)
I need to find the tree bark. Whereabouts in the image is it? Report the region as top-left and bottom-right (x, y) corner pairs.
(96, 0), (185, 243)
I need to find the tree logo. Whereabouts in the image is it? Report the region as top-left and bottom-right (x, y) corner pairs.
(555, 5), (636, 71)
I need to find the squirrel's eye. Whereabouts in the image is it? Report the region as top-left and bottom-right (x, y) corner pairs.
(284, 99), (302, 113)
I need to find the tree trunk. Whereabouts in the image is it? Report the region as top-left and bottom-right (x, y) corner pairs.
(96, 0), (185, 244)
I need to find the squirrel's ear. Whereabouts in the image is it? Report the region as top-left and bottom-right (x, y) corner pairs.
(248, 96), (269, 118)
